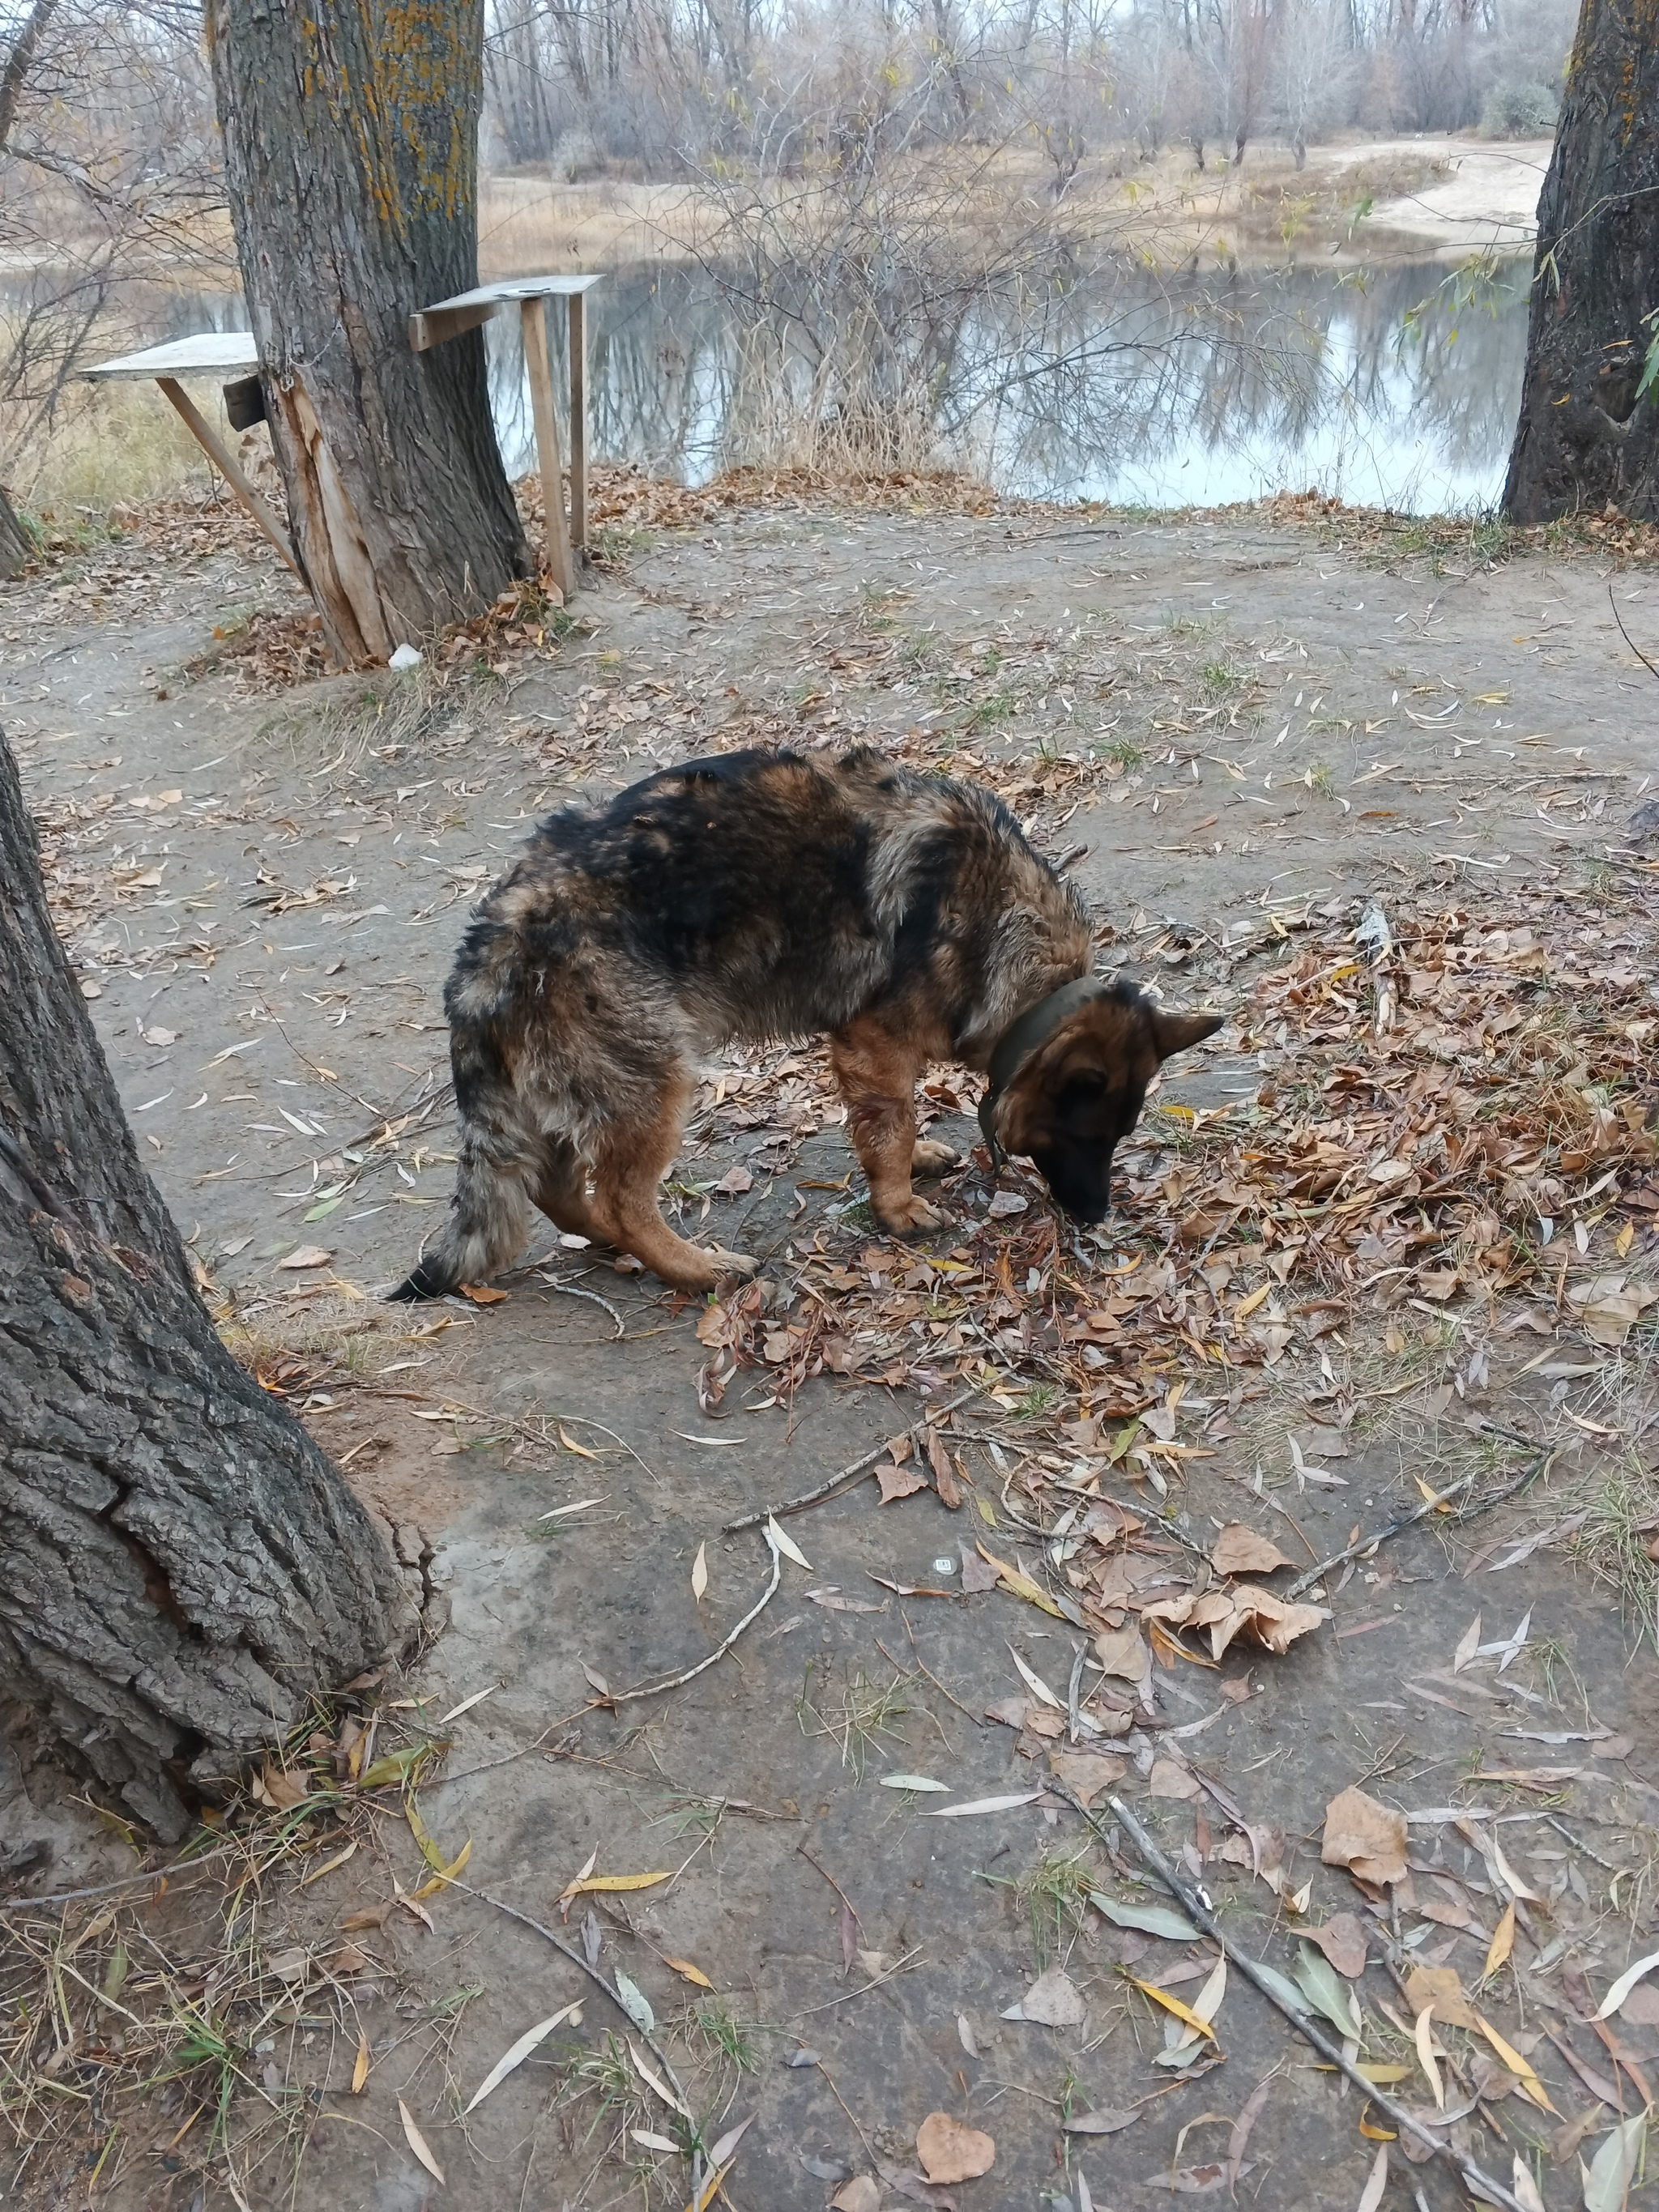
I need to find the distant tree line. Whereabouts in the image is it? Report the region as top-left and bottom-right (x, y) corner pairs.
(481, 0), (1576, 181)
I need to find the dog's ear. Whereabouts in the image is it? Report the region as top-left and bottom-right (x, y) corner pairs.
(1150, 1008), (1224, 1062)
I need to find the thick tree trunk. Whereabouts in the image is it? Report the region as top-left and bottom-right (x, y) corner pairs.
(0, 731), (414, 1843)
(208, 0), (530, 666)
(1503, 0), (1659, 522)
(0, 485), (32, 579)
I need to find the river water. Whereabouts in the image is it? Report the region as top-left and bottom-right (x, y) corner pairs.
(122, 252), (1532, 515)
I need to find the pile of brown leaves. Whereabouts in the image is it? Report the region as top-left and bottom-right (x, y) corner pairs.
(692, 888), (1658, 1443)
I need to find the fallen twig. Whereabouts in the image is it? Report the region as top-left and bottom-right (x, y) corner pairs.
(796, 1842), (864, 1955)
(1283, 1448), (1555, 1601)
(723, 1387), (979, 1532)
(609, 1524), (783, 1703)
(454, 1880), (696, 2112)
(793, 1944), (923, 2018)
(1045, 1780), (1532, 2212)
(532, 1270), (626, 1339)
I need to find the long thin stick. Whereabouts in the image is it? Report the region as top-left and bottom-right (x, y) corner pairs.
(1284, 1448), (1554, 1600)
(1046, 1779), (1531, 2212)
(455, 1880), (693, 2110)
(723, 1387), (979, 1532)
(609, 1529), (782, 1703)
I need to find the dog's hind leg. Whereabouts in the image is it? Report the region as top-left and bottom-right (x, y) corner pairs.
(528, 1134), (603, 1244)
(588, 1065), (758, 1292)
(830, 1016), (938, 1232)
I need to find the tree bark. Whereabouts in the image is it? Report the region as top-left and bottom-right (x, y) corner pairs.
(1503, 0), (1659, 522)
(0, 730), (414, 1843)
(208, 0), (530, 666)
(0, 485), (32, 579)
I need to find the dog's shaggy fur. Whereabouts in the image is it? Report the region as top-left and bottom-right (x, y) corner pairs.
(392, 748), (1220, 1297)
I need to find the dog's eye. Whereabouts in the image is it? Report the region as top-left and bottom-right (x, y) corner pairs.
(1059, 1071), (1107, 1102)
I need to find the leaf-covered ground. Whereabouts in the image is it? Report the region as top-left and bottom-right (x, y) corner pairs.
(2, 473), (1658, 2212)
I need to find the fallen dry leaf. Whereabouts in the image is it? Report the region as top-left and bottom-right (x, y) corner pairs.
(275, 1244), (332, 1271)
(1210, 1523), (1293, 1576)
(664, 1956), (714, 1990)
(1403, 1966), (1479, 2032)
(1321, 1785), (1408, 1886)
(255, 1759), (310, 1810)
(1483, 1901), (1516, 1980)
(1221, 1585), (1324, 1657)
(830, 2180), (881, 2212)
(1149, 1757), (1203, 1800)
(1013, 1966), (1087, 2027)
(1305, 1913), (1368, 1980)
(398, 2098), (445, 2184)
(916, 2112), (996, 2184)
(1048, 1750), (1127, 1807)
(876, 1463), (929, 1503)
(1092, 1625), (1149, 1681)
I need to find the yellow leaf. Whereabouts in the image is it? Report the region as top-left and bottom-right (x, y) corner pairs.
(398, 2099), (445, 2184)
(1128, 1976), (1217, 2041)
(352, 2034), (370, 2094)
(1474, 2014), (1559, 2114)
(558, 1426), (599, 1458)
(1615, 1221), (1636, 1259)
(460, 1282), (508, 1304)
(565, 1870), (673, 1901)
(1234, 1282), (1272, 1321)
(1483, 1902), (1516, 1981)
(1355, 2063), (1411, 2086)
(975, 1495), (997, 1527)
(299, 1839), (358, 1888)
(406, 1797), (446, 1873)
(664, 1956), (714, 1990)
(975, 1542), (1065, 1620)
(410, 1836), (472, 1900)
(681, 2162), (733, 2212)
(1358, 2104), (1397, 2142)
(1414, 2005), (1444, 2110)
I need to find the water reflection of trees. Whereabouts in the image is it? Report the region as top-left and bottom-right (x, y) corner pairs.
(484, 256), (1526, 510)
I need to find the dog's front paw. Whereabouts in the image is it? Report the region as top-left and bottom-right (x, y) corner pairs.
(704, 1245), (761, 1282)
(911, 1139), (957, 1178)
(875, 1193), (943, 1234)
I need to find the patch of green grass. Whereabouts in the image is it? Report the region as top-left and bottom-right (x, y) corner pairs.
(1578, 1462), (1659, 1647)
(1307, 759), (1336, 796)
(1199, 658), (1243, 694)
(1013, 1383), (1061, 1421)
(691, 1997), (764, 2076)
(799, 1664), (910, 1781)
(987, 1845), (1097, 1964)
(965, 684), (1021, 732)
(1096, 735), (1145, 769)
(562, 2031), (650, 2150)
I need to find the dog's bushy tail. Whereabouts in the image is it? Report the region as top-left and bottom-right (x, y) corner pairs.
(388, 1028), (533, 1302)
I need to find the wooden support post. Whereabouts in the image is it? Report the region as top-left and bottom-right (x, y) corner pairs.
(156, 376), (302, 580)
(519, 297), (573, 601)
(567, 290), (588, 556)
(408, 299), (499, 353)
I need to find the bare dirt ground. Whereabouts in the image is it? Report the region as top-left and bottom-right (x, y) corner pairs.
(3, 474), (1659, 2212)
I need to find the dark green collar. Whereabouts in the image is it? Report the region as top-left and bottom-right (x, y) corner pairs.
(977, 976), (1108, 1166)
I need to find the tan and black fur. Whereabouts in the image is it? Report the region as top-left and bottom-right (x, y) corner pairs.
(391, 748), (1221, 1298)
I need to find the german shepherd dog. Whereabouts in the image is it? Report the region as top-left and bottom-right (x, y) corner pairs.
(391, 748), (1222, 1299)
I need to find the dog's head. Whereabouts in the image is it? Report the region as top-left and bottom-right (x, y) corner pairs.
(990, 982), (1224, 1225)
